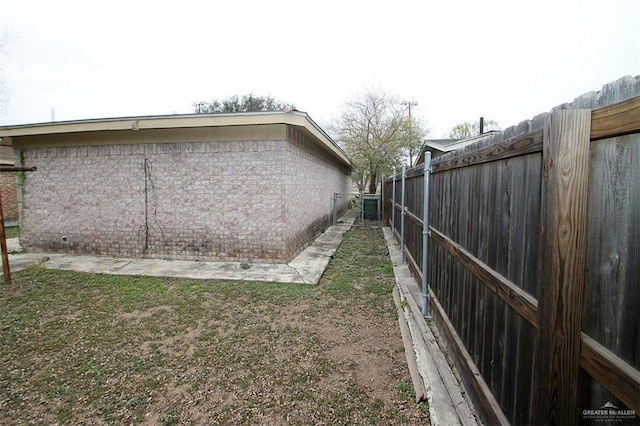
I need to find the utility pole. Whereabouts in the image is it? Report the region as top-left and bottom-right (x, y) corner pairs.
(401, 100), (418, 167)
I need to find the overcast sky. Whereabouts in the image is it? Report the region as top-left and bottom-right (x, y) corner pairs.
(1, 0), (638, 137)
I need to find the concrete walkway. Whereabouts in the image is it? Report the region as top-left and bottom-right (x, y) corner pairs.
(3, 213), (357, 284)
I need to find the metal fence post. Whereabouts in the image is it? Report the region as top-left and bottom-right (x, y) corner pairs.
(422, 152), (432, 318)
(380, 174), (384, 222)
(400, 163), (407, 263)
(391, 168), (396, 235)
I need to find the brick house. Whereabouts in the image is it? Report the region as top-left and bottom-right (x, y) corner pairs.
(0, 139), (19, 223)
(0, 111), (352, 263)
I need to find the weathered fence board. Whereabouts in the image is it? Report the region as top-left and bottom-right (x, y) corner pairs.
(384, 77), (640, 425)
(583, 133), (639, 370)
(429, 291), (511, 426)
(591, 96), (640, 140)
(580, 131), (640, 416)
(535, 109), (592, 425)
(430, 227), (538, 327)
(580, 333), (640, 412)
(426, 147), (544, 424)
(431, 130), (543, 173)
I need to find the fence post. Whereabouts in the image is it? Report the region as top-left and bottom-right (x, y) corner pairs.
(422, 152), (431, 318)
(391, 168), (396, 235)
(400, 163), (407, 263)
(379, 174), (384, 222)
(534, 109), (591, 425)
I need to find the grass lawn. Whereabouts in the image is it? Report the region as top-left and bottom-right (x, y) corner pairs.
(4, 226), (20, 239)
(0, 226), (429, 425)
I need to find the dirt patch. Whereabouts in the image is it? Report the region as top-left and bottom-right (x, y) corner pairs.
(120, 305), (173, 323)
(139, 317), (207, 359)
(314, 302), (407, 405)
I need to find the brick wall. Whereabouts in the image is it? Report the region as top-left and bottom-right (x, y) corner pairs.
(19, 134), (350, 263)
(283, 127), (351, 259)
(0, 172), (19, 223)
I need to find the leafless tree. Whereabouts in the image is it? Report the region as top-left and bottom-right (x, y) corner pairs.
(330, 89), (428, 193)
(402, 113), (428, 168)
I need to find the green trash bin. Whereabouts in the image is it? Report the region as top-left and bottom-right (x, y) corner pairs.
(362, 194), (380, 220)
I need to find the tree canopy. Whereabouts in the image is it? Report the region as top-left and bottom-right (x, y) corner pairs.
(193, 94), (294, 114)
(330, 89), (428, 193)
(448, 119), (500, 139)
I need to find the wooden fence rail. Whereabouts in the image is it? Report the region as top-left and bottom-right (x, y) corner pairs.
(383, 79), (639, 425)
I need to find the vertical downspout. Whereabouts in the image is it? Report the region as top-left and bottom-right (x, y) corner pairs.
(143, 159), (149, 253)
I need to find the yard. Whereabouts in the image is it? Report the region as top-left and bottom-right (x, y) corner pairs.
(0, 226), (430, 425)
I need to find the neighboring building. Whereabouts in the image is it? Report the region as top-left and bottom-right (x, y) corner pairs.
(0, 138), (19, 223)
(0, 111), (352, 263)
(416, 138), (461, 162)
(416, 132), (499, 164)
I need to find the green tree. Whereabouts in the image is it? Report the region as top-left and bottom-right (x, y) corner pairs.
(330, 89), (427, 193)
(193, 94), (294, 114)
(448, 119), (500, 139)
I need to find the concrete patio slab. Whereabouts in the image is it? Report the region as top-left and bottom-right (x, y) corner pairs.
(4, 212), (358, 284)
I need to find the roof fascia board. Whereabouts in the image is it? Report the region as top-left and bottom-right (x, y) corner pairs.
(284, 112), (351, 167)
(0, 111), (352, 168)
(0, 112), (293, 136)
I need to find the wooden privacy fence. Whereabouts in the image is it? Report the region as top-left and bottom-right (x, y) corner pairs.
(384, 80), (639, 425)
